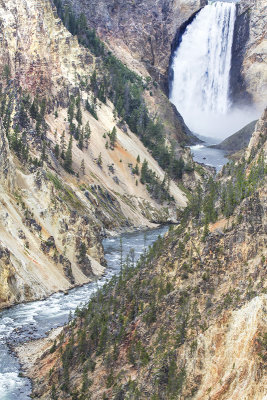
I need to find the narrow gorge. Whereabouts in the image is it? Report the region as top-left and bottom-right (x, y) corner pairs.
(0, 0), (266, 399)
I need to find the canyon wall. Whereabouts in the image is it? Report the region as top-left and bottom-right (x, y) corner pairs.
(0, 0), (199, 309)
(25, 108), (267, 400)
(69, 0), (266, 109)
(231, 0), (267, 107)
(69, 0), (206, 91)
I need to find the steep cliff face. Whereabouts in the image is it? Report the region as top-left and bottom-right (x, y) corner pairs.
(246, 107), (267, 159)
(0, 0), (204, 309)
(0, 0), (91, 100)
(0, 122), (15, 191)
(23, 110), (267, 399)
(69, 0), (206, 92)
(231, 0), (267, 107)
(68, 0), (266, 109)
(0, 120), (107, 308)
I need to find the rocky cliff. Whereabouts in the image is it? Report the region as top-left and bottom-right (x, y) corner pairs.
(231, 0), (267, 107)
(1, 0), (208, 309)
(69, 0), (206, 92)
(68, 0), (266, 110)
(22, 110), (267, 399)
(211, 119), (257, 154)
(0, 118), (107, 308)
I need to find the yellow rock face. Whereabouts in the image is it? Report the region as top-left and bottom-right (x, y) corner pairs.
(0, 0), (190, 309)
(0, 0), (92, 97)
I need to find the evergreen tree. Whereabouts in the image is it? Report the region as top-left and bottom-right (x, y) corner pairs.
(64, 136), (73, 172)
(97, 153), (102, 168)
(10, 125), (21, 153)
(54, 144), (60, 159)
(76, 96), (82, 125)
(78, 129), (84, 150)
(90, 70), (97, 93)
(80, 159), (85, 175)
(85, 97), (98, 120)
(78, 13), (87, 33)
(30, 98), (39, 120)
(84, 122), (91, 149)
(2, 64), (10, 84)
(132, 164), (139, 175)
(60, 131), (66, 156)
(109, 126), (117, 150)
(68, 97), (75, 123)
(41, 141), (46, 162)
(18, 104), (29, 128)
(140, 159), (149, 184)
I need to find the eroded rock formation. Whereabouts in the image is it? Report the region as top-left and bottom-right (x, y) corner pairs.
(0, 0), (204, 309)
(231, 0), (267, 107)
(20, 109), (267, 400)
(69, 0), (206, 90)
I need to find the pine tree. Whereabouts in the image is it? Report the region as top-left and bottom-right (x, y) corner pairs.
(78, 129), (84, 150)
(76, 96), (82, 125)
(80, 159), (85, 175)
(2, 64), (11, 83)
(41, 140), (46, 162)
(60, 131), (66, 156)
(90, 70), (97, 92)
(68, 97), (75, 124)
(132, 164), (139, 175)
(140, 159), (149, 184)
(10, 125), (21, 153)
(78, 13), (87, 33)
(30, 98), (39, 120)
(54, 144), (60, 159)
(84, 122), (91, 149)
(64, 136), (73, 172)
(109, 126), (117, 150)
(97, 153), (102, 168)
(19, 103), (29, 128)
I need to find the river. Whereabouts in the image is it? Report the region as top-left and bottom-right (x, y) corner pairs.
(190, 143), (228, 171)
(0, 225), (168, 400)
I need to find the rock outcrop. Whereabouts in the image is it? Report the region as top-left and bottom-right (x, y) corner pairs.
(0, 0), (205, 309)
(0, 132), (106, 308)
(246, 107), (267, 159)
(22, 110), (267, 400)
(69, 0), (206, 92)
(211, 119), (257, 154)
(68, 0), (266, 110)
(0, 122), (16, 191)
(231, 0), (267, 107)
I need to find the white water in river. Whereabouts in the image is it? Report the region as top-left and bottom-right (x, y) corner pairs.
(0, 226), (168, 399)
(170, 1), (241, 138)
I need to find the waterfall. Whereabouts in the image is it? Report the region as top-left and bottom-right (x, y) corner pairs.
(170, 1), (236, 137)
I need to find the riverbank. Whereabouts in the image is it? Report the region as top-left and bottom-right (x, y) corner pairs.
(0, 225), (169, 399)
(190, 144), (229, 171)
(15, 327), (63, 380)
(0, 223), (161, 313)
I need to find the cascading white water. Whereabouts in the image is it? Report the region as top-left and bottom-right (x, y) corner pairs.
(170, 1), (237, 137)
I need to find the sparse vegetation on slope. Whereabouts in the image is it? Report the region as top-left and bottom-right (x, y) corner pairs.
(52, 0), (191, 182)
(211, 120), (257, 154)
(28, 115), (267, 400)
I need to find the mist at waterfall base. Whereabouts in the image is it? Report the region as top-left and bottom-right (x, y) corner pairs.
(170, 1), (260, 142)
(185, 106), (260, 143)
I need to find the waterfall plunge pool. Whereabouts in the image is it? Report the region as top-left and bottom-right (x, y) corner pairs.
(0, 225), (169, 400)
(190, 143), (228, 171)
(169, 1), (255, 171)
